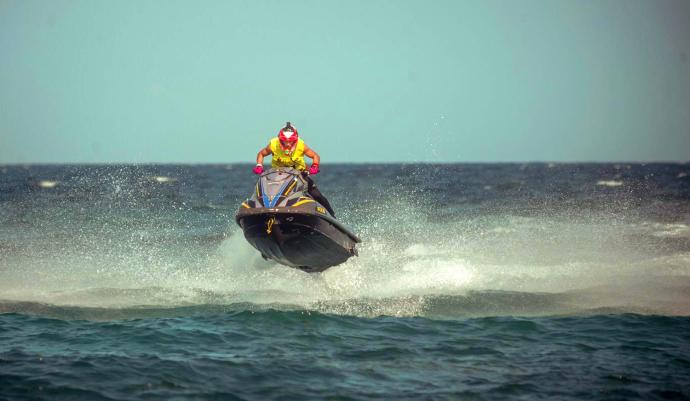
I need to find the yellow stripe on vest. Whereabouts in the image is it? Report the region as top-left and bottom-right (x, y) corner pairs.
(270, 138), (306, 171)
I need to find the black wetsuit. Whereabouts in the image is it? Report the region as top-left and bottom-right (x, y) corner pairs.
(303, 173), (336, 217)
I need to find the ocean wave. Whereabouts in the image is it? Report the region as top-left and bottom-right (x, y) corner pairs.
(0, 291), (619, 320)
(650, 223), (690, 238)
(2, 212), (690, 319)
(152, 176), (177, 183)
(29, 179), (59, 189)
(596, 180), (623, 187)
(2, 276), (689, 321)
(2, 164), (690, 321)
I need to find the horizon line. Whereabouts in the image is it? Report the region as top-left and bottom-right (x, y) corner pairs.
(1, 160), (689, 166)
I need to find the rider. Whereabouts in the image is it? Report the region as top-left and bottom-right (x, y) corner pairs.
(253, 122), (336, 217)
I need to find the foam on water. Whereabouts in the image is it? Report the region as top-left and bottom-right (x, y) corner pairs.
(1, 164), (689, 319)
(37, 180), (59, 188)
(2, 200), (689, 319)
(152, 176), (176, 183)
(596, 180), (624, 187)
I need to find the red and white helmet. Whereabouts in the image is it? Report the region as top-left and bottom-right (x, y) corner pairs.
(278, 122), (298, 149)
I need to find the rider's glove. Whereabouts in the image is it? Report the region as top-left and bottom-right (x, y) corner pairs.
(252, 164), (264, 175)
(309, 164), (319, 175)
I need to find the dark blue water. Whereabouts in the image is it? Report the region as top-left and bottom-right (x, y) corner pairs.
(1, 164), (690, 400)
(2, 312), (689, 401)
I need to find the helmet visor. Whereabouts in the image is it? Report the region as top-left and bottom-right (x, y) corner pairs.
(280, 131), (297, 140)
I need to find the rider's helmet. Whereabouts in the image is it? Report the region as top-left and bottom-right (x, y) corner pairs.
(278, 122), (299, 151)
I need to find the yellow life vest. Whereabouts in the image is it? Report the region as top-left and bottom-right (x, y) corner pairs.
(270, 137), (306, 171)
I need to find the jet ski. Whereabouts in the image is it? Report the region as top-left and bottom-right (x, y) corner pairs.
(235, 167), (361, 272)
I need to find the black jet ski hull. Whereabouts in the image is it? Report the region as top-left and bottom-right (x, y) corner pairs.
(236, 209), (359, 273)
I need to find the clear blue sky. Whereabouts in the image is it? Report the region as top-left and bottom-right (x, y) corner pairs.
(1, 0), (689, 163)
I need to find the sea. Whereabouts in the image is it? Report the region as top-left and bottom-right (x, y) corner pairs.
(1, 163), (689, 400)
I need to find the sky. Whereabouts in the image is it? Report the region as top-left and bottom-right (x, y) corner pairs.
(1, 0), (689, 163)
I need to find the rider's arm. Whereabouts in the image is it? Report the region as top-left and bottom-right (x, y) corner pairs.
(256, 144), (272, 166)
(303, 144), (320, 165)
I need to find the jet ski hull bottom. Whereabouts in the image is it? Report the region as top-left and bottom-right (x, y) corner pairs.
(237, 210), (358, 273)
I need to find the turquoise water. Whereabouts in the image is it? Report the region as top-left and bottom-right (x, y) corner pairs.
(1, 164), (689, 400)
